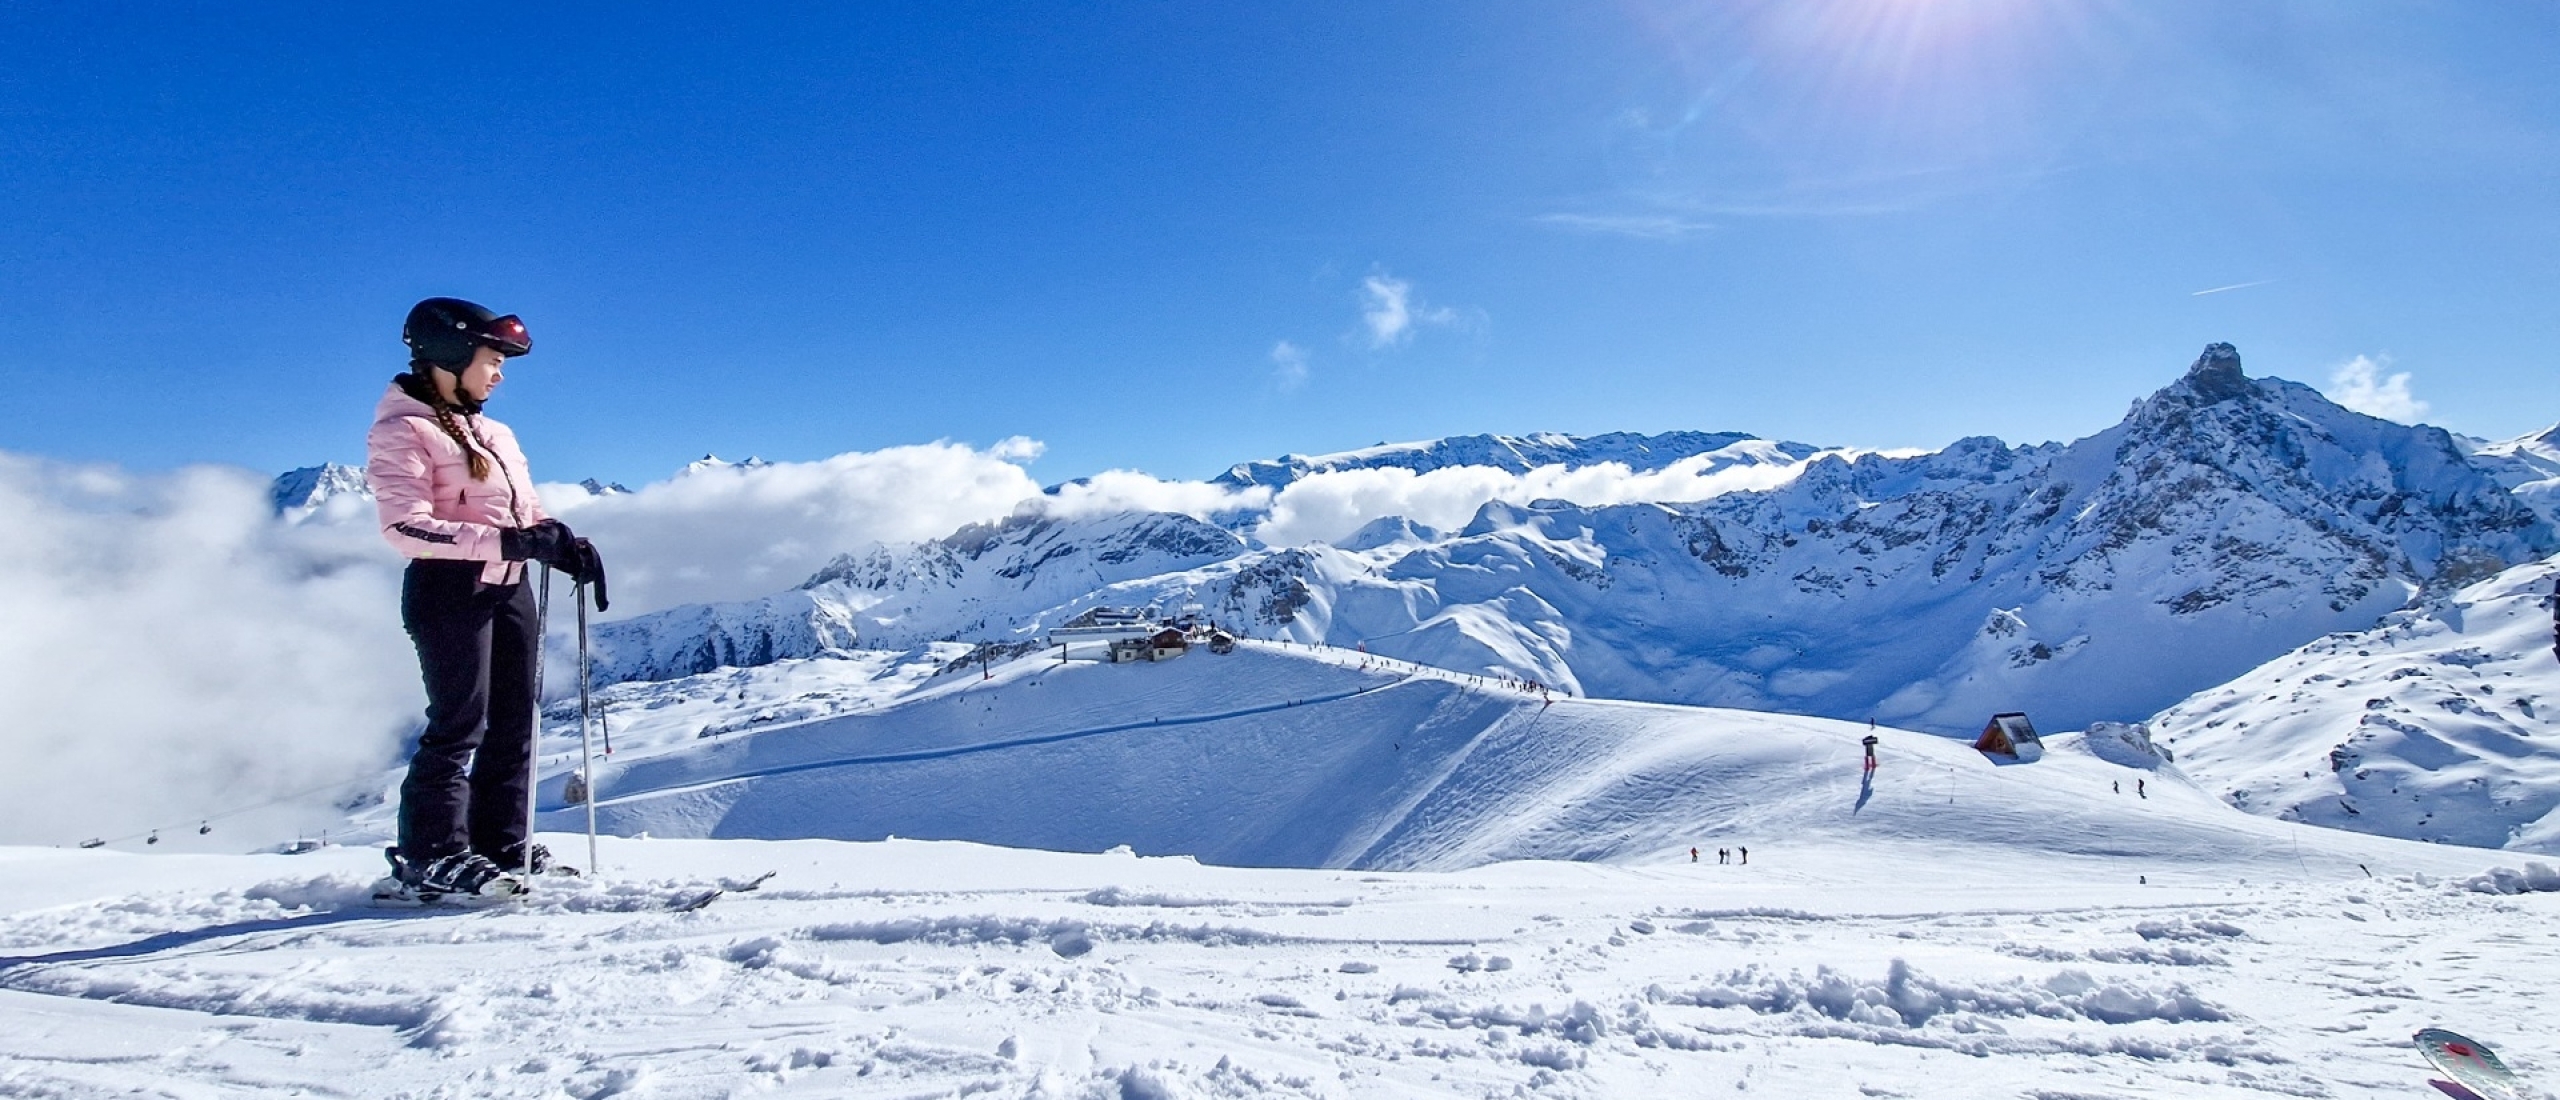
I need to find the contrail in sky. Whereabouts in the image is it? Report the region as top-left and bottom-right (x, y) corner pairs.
(2191, 279), (2278, 296)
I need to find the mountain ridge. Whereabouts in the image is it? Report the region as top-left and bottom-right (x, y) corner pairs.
(590, 345), (2551, 745)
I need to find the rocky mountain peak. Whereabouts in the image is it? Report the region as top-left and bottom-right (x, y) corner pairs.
(269, 463), (370, 515)
(2180, 342), (2251, 404)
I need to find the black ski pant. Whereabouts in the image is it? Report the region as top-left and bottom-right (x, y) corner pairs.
(399, 560), (539, 863)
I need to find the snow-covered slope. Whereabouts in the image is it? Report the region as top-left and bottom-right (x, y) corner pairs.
(9, 779), (2553, 1097)
(511, 640), (2476, 878)
(2469, 422), (2560, 526)
(2150, 552), (2560, 852)
(18, 615), (2557, 1096)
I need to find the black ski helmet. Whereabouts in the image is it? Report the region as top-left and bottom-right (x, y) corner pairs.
(402, 297), (532, 367)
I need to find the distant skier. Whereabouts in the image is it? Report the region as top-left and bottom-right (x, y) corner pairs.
(368, 298), (604, 900)
(2137, 778), (2148, 799)
(1718, 847), (1729, 865)
(2113, 780), (2120, 794)
(1861, 734), (1879, 774)
(1739, 846), (1749, 865)
(1690, 847), (1699, 863)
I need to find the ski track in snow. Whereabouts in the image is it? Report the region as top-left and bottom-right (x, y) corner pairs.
(1, 839), (2554, 1098)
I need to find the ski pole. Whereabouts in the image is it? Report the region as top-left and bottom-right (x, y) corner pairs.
(577, 578), (600, 877)
(526, 563), (551, 896)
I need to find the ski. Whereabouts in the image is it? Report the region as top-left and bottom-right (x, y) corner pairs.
(369, 869), (772, 912)
(368, 876), (524, 909)
(666, 871), (775, 913)
(2415, 1028), (2533, 1100)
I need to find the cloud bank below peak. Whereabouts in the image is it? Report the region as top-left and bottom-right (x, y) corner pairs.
(0, 428), (1883, 845)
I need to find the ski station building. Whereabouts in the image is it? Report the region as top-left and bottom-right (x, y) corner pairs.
(1975, 712), (2047, 761)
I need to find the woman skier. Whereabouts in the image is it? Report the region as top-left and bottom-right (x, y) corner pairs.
(366, 297), (602, 899)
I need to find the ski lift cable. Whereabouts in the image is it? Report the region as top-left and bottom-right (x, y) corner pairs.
(65, 725), (593, 852)
(64, 767), (399, 851)
(67, 636), (609, 851)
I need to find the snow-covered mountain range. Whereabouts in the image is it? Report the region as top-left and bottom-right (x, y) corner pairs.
(582, 345), (2552, 738)
(1210, 429), (1823, 491)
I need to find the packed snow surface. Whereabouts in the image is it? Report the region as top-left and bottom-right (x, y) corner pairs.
(5, 835), (2553, 1097)
(13, 642), (2558, 1096)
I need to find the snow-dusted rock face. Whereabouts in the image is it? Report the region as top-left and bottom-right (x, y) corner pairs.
(584, 586), (868, 688)
(681, 453), (769, 476)
(2148, 552), (2560, 852)
(588, 510), (1245, 683)
(1213, 430), (1818, 491)
(593, 346), (2555, 744)
(268, 463), (370, 519)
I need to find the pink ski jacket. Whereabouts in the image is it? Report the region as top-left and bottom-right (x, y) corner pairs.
(364, 380), (551, 585)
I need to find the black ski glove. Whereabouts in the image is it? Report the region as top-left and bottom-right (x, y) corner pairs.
(567, 538), (609, 611)
(499, 519), (577, 567)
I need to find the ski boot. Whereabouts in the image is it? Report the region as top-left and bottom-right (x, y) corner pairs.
(372, 847), (525, 906)
(490, 841), (579, 878)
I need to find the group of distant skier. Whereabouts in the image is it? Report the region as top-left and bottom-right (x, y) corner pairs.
(1689, 845), (1748, 865)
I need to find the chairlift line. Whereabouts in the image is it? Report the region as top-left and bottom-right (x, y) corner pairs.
(61, 766), (403, 852)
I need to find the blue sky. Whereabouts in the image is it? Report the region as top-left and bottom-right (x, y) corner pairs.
(3, 2), (2555, 486)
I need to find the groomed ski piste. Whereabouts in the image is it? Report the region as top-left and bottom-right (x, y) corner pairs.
(5, 641), (2557, 1098)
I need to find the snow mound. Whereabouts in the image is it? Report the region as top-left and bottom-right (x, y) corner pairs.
(2071, 721), (2171, 770)
(2460, 861), (2560, 894)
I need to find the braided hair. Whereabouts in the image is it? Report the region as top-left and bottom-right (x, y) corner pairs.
(399, 363), (491, 481)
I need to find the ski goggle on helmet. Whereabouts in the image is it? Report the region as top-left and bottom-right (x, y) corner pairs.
(402, 297), (533, 365)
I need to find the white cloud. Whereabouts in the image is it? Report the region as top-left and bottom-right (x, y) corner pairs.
(2325, 355), (2430, 424)
(989, 435), (1045, 463)
(1269, 340), (1310, 390)
(1362, 275), (1414, 346)
(0, 439), (1099, 847)
(1255, 449), (1826, 546)
(1359, 272), (1459, 348)
(1046, 469), (1271, 521)
(1533, 212), (1716, 240)
(0, 453), (420, 847)
(543, 442), (1051, 613)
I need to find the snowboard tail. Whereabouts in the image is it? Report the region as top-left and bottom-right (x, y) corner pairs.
(2415, 1028), (2533, 1100)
